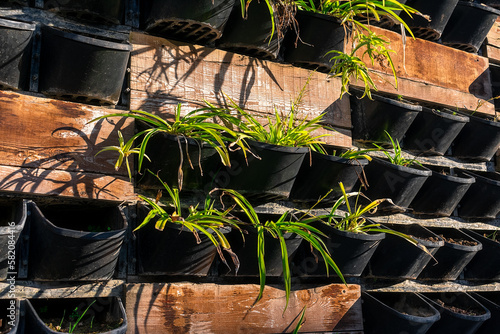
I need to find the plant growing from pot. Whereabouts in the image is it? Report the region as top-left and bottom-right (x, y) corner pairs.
(135, 170), (243, 274)
(90, 104), (248, 191)
(293, 182), (429, 277)
(214, 187), (344, 310)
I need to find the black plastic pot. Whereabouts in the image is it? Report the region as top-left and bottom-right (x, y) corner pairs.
(367, 223), (444, 280)
(25, 297), (127, 334)
(451, 114), (500, 162)
(210, 140), (308, 203)
(0, 299), (22, 334)
(441, 1), (500, 53)
(350, 92), (422, 144)
(462, 229), (500, 280)
(136, 131), (221, 194)
(403, 107), (469, 156)
(288, 151), (369, 205)
(418, 227), (482, 280)
(0, 18), (35, 91)
(471, 292), (500, 334)
(39, 26), (132, 106)
(219, 217), (303, 277)
(457, 170), (500, 219)
(27, 201), (128, 281)
(137, 206), (226, 276)
(215, 1), (286, 60)
(420, 292), (491, 334)
(293, 219), (385, 277)
(0, 199), (27, 281)
(400, 0), (459, 41)
(480, 0), (500, 9)
(410, 169), (475, 217)
(44, 0), (125, 25)
(282, 11), (345, 73)
(362, 292), (441, 334)
(361, 157), (432, 213)
(141, 0), (235, 44)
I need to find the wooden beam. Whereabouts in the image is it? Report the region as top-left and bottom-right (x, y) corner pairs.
(0, 165), (135, 201)
(486, 17), (500, 64)
(125, 282), (362, 334)
(129, 32), (351, 131)
(0, 91), (134, 176)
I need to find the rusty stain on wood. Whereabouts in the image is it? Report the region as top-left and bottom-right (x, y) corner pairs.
(0, 91), (134, 176)
(0, 164), (134, 201)
(126, 282), (362, 334)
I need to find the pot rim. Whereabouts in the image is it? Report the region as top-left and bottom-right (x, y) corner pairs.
(372, 157), (432, 176)
(435, 227), (483, 252)
(296, 9), (342, 24)
(0, 199), (27, 234)
(420, 292), (492, 321)
(248, 139), (310, 154)
(456, 110), (500, 127)
(0, 17), (36, 31)
(43, 26), (132, 51)
(424, 107), (470, 123)
(431, 170), (476, 184)
(352, 89), (423, 112)
(324, 219), (386, 241)
(460, 170), (500, 187)
(457, 0), (500, 15)
(384, 223), (445, 248)
(311, 150), (369, 166)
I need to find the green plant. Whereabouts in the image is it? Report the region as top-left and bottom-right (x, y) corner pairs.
(90, 104), (247, 188)
(373, 131), (422, 167)
(292, 306), (307, 334)
(215, 188), (344, 311)
(64, 300), (96, 333)
(136, 171), (242, 269)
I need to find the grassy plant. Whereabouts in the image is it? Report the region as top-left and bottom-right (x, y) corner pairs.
(332, 147), (378, 160)
(292, 306), (307, 334)
(66, 300), (96, 333)
(90, 104), (247, 189)
(373, 131), (422, 167)
(215, 188), (344, 311)
(136, 171), (242, 269)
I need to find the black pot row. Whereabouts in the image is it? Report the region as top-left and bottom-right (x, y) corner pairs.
(0, 18), (131, 105)
(351, 91), (500, 163)
(0, 199), (127, 282)
(363, 291), (500, 334)
(1, 297), (127, 334)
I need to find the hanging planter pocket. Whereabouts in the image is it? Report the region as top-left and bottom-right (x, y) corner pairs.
(410, 168), (475, 217)
(43, 0), (125, 25)
(350, 91), (421, 145)
(39, 26), (132, 106)
(441, 1), (500, 53)
(419, 292), (491, 334)
(292, 219), (385, 277)
(215, 1), (287, 60)
(399, 0), (459, 41)
(362, 292), (441, 334)
(288, 151), (368, 205)
(361, 157), (432, 213)
(282, 11), (345, 73)
(141, 0), (235, 45)
(25, 297), (127, 334)
(0, 299), (22, 334)
(0, 199), (27, 281)
(462, 229), (500, 280)
(418, 227), (482, 280)
(136, 130), (221, 194)
(403, 107), (469, 156)
(470, 292), (500, 334)
(210, 140), (308, 203)
(0, 18), (35, 91)
(136, 206), (228, 276)
(451, 113), (500, 162)
(366, 223), (444, 280)
(457, 170), (500, 219)
(27, 201), (128, 281)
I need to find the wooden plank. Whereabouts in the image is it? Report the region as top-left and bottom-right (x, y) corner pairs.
(0, 165), (134, 201)
(129, 32), (351, 130)
(486, 17), (500, 64)
(125, 283), (362, 334)
(350, 26), (495, 116)
(0, 91), (134, 176)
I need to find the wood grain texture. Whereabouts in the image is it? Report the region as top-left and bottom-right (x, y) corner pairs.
(486, 17), (500, 64)
(350, 26), (495, 116)
(0, 91), (134, 176)
(0, 165), (134, 201)
(126, 282), (362, 334)
(129, 32), (351, 130)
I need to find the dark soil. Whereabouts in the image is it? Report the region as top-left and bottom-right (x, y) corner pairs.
(411, 235), (441, 243)
(436, 299), (485, 316)
(44, 316), (123, 333)
(438, 234), (478, 246)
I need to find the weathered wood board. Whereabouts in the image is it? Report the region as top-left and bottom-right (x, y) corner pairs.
(125, 282), (362, 334)
(351, 26), (495, 116)
(0, 91), (134, 176)
(486, 17), (500, 65)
